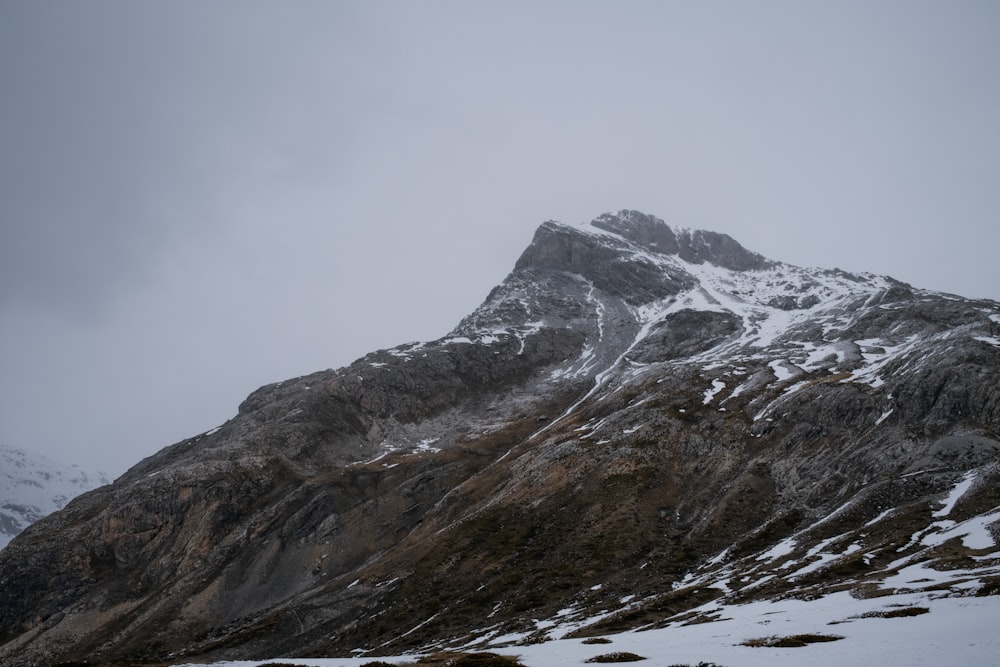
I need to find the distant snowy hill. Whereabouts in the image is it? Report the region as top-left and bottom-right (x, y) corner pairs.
(0, 446), (109, 549)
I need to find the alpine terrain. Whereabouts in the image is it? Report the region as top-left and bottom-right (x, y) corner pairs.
(0, 446), (109, 551)
(2, 211), (999, 666)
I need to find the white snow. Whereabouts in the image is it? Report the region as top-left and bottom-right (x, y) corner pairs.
(756, 536), (796, 562)
(933, 471), (977, 518)
(0, 446), (110, 549)
(385, 342), (427, 361)
(174, 589), (1000, 667)
(874, 409), (893, 425)
(367, 436), (442, 464)
(415, 438), (441, 453)
(973, 335), (1000, 347)
(784, 536), (858, 579)
(549, 288), (606, 382)
(848, 332), (939, 388)
(921, 507), (1000, 550)
(796, 340), (847, 371)
(703, 378), (726, 405)
(512, 321), (545, 355)
(768, 359), (798, 382)
(863, 508), (897, 527)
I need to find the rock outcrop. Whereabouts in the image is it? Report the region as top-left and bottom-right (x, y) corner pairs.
(2, 210), (999, 666)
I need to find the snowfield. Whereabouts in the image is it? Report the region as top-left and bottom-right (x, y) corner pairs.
(176, 587), (1000, 667)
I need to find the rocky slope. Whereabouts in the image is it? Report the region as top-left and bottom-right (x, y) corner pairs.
(0, 446), (109, 550)
(1, 210), (999, 666)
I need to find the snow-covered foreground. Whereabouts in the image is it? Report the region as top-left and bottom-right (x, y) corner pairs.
(176, 588), (1000, 667)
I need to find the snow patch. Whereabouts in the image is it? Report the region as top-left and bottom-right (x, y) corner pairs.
(415, 438), (441, 453)
(875, 409), (893, 425)
(702, 378), (726, 405)
(768, 359), (799, 382)
(756, 536), (796, 562)
(176, 592), (1000, 667)
(921, 508), (1000, 550)
(933, 470), (977, 518)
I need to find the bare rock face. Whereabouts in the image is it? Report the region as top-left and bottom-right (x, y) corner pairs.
(590, 210), (772, 271)
(2, 210), (999, 666)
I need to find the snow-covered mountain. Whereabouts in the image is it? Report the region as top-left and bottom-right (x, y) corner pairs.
(0, 446), (109, 550)
(1, 211), (998, 666)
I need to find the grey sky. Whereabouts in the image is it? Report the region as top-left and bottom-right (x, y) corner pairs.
(1, 1), (998, 476)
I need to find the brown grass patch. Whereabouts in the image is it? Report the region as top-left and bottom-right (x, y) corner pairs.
(413, 652), (528, 667)
(742, 633), (843, 648)
(862, 606), (930, 619)
(585, 652), (647, 662)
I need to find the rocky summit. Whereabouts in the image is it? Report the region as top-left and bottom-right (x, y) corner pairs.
(2, 210), (999, 666)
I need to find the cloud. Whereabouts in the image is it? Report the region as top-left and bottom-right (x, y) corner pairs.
(1, 1), (998, 474)
(0, 2), (373, 320)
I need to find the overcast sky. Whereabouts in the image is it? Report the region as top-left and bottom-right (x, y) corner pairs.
(2, 1), (998, 476)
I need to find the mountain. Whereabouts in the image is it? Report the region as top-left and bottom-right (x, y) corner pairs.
(1, 210), (999, 666)
(0, 446), (109, 551)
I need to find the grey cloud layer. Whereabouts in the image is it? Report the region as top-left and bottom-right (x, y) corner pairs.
(1, 1), (997, 474)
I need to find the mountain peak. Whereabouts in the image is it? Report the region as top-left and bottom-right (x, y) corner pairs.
(512, 215), (693, 306)
(589, 210), (772, 271)
(512, 211), (772, 306)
